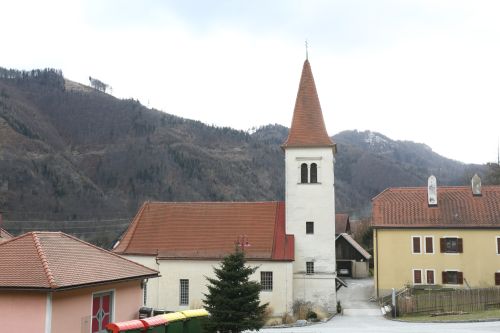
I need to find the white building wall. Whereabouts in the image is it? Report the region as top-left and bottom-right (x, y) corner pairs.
(285, 147), (336, 311)
(123, 255), (293, 316)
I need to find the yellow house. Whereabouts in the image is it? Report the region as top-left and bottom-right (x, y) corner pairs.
(372, 175), (500, 297)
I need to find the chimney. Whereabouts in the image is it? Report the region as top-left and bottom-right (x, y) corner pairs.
(428, 175), (437, 206)
(471, 174), (482, 196)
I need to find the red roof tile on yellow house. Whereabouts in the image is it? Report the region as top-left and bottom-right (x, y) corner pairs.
(283, 59), (335, 148)
(372, 186), (500, 228)
(0, 232), (158, 290)
(113, 201), (294, 261)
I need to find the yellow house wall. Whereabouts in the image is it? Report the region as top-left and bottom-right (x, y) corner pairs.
(374, 228), (500, 297)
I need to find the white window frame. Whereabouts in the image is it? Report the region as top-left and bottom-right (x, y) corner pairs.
(411, 236), (422, 254)
(425, 269), (436, 285)
(296, 157), (322, 184)
(179, 279), (189, 306)
(412, 269), (423, 285)
(424, 236), (434, 254)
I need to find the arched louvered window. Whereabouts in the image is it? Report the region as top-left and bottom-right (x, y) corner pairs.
(310, 163), (317, 183)
(300, 163), (308, 183)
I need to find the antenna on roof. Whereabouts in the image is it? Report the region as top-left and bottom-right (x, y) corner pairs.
(305, 40), (309, 60)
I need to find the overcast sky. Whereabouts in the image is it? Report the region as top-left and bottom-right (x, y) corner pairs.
(1, 0), (499, 164)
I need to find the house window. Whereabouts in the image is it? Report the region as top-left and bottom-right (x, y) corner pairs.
(496, 237), (500, 255)
(425, 237), (434, 254)
(300, 163), (308, 183)
(143, 282), (148, 306)
(92, 291), (113, 333)
(306, 262), (314, 274)
(310, 163), (317, 183)
(442, 271), (463, 285)
(413, 269), (422, 284)
(412, 236), (421, 254)
(426, 270), (435, 284)
(180, 279), (189, 305)
(306, 222), (314, 234)
(261, 271), (273, 291)
(440, 237), (463, 253)
(495, 272), (500, 286)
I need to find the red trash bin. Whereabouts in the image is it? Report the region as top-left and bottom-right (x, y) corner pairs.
(106, 319), (145, 333)
(141, 315), (169, 333)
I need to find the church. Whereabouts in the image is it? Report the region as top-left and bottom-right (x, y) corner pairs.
(113, 58), (338, 317)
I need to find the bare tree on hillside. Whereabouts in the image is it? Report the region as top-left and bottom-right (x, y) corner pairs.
(89, 76), (112, 94)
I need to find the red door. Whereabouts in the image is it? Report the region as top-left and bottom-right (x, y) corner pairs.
(92, 292), (113, 333)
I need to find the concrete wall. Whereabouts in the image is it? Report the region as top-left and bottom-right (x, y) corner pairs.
(0, 291), (47, 332)
(125, 255), (293, 316)
(285, 147), (336, 311)
(374, 228), (500, 296)
(352, 261), (370, 278)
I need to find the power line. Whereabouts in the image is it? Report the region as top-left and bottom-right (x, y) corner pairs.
(3, 218), (131, 224)
(11, 223), (131, 230)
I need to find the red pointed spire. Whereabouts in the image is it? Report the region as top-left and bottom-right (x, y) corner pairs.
(283, 60), (335, 149)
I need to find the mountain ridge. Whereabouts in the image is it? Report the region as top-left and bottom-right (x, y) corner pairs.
(0, 68), (486, 246)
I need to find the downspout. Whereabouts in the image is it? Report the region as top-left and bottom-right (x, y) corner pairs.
(45, 292), (52, 333)
(156, 250), (160, 308)
(375, 228), (379, 299)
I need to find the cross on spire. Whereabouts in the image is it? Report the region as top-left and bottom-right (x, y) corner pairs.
(305, 40), (309, 60)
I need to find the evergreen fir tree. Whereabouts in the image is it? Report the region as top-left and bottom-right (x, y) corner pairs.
(203, 248), (268, 333)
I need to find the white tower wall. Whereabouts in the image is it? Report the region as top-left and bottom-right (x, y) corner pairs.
(285, 146), (336, 311)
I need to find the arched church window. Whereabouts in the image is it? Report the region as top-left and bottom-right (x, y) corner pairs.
(310, 163), (317, 183)
(300, 163), (308, 183)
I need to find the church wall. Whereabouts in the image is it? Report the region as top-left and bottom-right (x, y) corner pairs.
(124, 256), (293, 316)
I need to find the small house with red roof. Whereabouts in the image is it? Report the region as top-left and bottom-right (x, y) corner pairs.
(114, 58), (339, 316)
(0, 231), (158, 333)
(372, 175), (500, 297)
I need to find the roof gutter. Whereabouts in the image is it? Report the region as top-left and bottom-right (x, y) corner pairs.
(0, 274), (159, 292)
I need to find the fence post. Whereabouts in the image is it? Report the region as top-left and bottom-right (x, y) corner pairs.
(392, 288), (397, 318)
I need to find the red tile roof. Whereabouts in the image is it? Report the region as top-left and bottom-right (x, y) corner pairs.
(372, 186), (500, 228)
(0, 232), (158, 290)
(335, 214), (350, 234)
(114, 201), (294, 261)
(283, 60), (335, 148)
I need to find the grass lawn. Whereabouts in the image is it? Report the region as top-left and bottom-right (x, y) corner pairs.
(398, 309), (500, 322)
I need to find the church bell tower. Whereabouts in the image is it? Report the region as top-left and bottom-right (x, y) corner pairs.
(283, 59), (337, 311)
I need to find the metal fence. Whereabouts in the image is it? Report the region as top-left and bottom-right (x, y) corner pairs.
(397, 287), (500, 316)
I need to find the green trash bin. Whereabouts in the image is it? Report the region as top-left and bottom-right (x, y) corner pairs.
(181, 309), (209, 333)
(141, 315), (169, 333)
(163, 312), (186, 333)
(106, 319), (145, 333)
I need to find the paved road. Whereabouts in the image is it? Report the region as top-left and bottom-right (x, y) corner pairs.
(260, 278), (500, 333)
